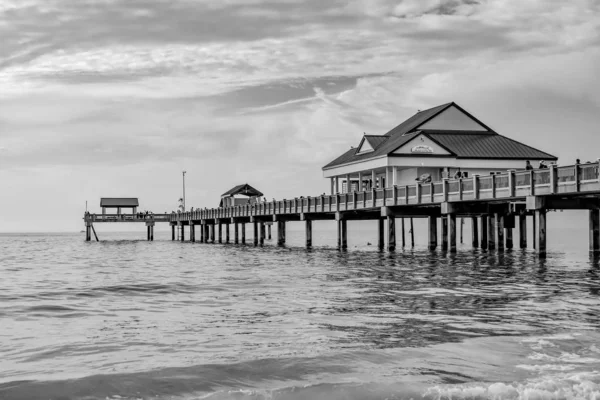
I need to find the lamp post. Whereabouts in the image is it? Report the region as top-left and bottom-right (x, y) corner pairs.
(182, 170), (187, 212)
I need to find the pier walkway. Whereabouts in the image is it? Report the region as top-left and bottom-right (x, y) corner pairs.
(86, 161), (600, 257)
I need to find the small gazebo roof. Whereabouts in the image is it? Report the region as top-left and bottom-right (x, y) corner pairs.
(100, 198), (139, 207)
(221, 184), (263, 198)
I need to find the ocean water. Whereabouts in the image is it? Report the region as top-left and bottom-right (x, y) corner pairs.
(2, 214), (600, 400)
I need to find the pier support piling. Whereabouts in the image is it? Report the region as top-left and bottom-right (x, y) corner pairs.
(388, 216), (396, 251)
(481, 216), (488, 250)
(537, 209), (547, 257)
(505, 215), (514, 249)
(305, 220), (312, 248)
(241, 223), (246, 244)
(338, 219), (348, 250)
(260, 222), (266, 246)
(410, 218), (415, 247)
(191, 223), (195, 242)
(449, 214), (457, 253)
(268, 224), (272, 240)
(519, 214), (527, 249)
(225, 223), (230, 243)
(218, 223), (222, 244)
(234, 223), (239, 244)
(171, 225), (175, 241)
(497, 214), (505, 252)
(401, 218), (406, 248)
(253, 221), (258, 246)
(590, 210), (600, 253)
(471, 217), (479, 248)
(441, 217), (448, 251)
(378, 218), (384, 250)
(180, 224), (185, 242)
(210, 224), (215, 243)
(428, 216), (437, 251)
(277, 220), (286, 246)
(532, 214), (537, 250)
(200, 224), (205, 243)
(487, 214), (495, 250)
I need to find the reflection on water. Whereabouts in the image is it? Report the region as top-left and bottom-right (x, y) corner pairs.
(0, 231), (600, 399)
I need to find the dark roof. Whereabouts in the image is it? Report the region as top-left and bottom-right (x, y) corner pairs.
(426, 131), (557, 160)
(221, 183), (263, 197)
(100, 198), (139, 207)
(323, 102), (556, 169)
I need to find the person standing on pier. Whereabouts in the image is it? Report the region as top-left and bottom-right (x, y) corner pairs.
(525, 160), (533, 170)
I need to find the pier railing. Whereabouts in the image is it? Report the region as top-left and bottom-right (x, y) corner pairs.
(86, 214), (171, 223)
(172, 162), (600, 223)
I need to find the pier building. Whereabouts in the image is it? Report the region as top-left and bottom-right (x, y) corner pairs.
(322, 102), (557, 194)
(220, 184), (263, 207)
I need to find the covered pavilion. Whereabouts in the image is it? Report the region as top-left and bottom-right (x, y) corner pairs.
(100, 198), (139, 215)
(220, 184), (264, 207)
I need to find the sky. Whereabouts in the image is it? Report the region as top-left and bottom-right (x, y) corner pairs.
(1, 0), (599, 232)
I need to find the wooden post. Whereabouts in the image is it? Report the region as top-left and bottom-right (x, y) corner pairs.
(428, 216), (437, 251)
(306, 220), (312, 248)
(277, 220), (286, 246)
(253, 221), (258, 246)
(260, 222), (265, 246)
(481, 216), (488, 250)
(86, 224), (91, 242)
(519, 214), (527, 248)
(268, 224), (272, 240)
(460, 218), (463, 244)
(241, 223), (246, 244)
(496, 214), (505, 251)
(441, 217), (448, 251)
(471, 217), (478, 248)
(171, 225), (175, 241)
(150, 225), (154, 242)
(449, 214), (457, 253)
(218, 223), (223, 243)
(210, 224), (215, 243)
(401, 218), (406, 247)
(506, 224), (514, 249)
(410, 218), (415, 247)
(234, 223), (239, 244)
(181, 223), (185, 242)
(224, 223), (229, 243)
(532, 213), (537, 250)
(200, 223), (205, 243)
(537, 209), (547, 257)
(487, 214), (495, 250)
(340, 219), (348, 249)
(388, 216), (396, 251)
(378, 218), (385, 250)
(191, 223), (195, 242)
(590, 210), (600, 253)
(147, 226), (150, 241)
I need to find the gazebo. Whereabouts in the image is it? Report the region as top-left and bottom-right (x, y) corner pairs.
(100, 198), (139, 215)
(220, 184), (263, 207)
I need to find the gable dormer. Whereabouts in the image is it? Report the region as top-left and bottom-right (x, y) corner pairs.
(417, 104), (488, 131)
(356, 134), (387, 155)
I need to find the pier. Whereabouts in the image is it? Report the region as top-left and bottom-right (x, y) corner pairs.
(85, 161), (600, 257)
(82, 102), (600, 257)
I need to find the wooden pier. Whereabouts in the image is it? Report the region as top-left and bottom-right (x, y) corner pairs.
(85, 162), (600, 257)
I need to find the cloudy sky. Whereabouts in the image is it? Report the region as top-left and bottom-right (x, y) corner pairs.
(1, 0), (599, 231)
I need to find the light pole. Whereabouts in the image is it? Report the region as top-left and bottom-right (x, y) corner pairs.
(182, 170), (187, 212)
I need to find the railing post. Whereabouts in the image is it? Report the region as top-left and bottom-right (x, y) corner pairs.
(383, 186), (387, 206)
(430, 182), (434, 203)
(442, 178), (449, 202)
(491, 174), (496, 198)
(405, 185), (409, 204)
(336, 193), (340, 211)
(550, 165), (557, 194)
(508, 170), (516, 197)
(458, 178), (463, 201)
(353, 191), (357, 209)
(393, 185), (398, 206)
(372, 187), (376, 207)
(575, 163), (581, 192)
(416, 183), (421, 204)
(321, 195), (325, 212)
(530, 170), (535, 196)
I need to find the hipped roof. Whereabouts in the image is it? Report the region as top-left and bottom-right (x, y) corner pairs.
(100, 198), (139, 207)
(323, 102), (557, 169)
(221, 183), (263, 197)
